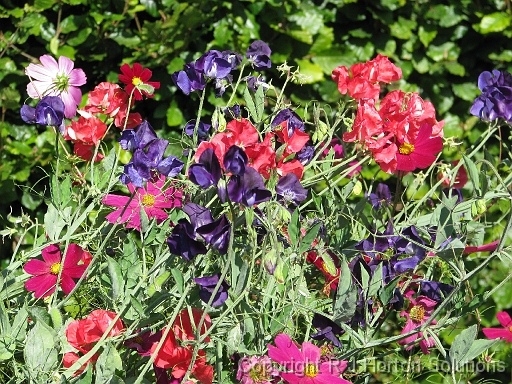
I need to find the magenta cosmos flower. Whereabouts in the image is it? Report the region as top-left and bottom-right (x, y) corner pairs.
(118, 63), (160, 100)
(24, 244), (89, 298)
(482, 311), (512, 342)
(268, 333), (352, 384)
(102, 175), (182, 231)
(25, 55), (87, 118)
(398, 291), (437, 354)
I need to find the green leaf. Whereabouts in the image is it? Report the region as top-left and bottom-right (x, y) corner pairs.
(427, 42), (460, 62)
(254, 84), (265, 122)
(140, 0), (159, 17)
(95, 343), (123, 384)
(418, 26), (437, 47)
(226, 323), (243, 356)
(390, 17), (417, 40)
(477, 12), (511, 34)
(288, 208), (300, 246)
(166, 99), (185, 127)
(34, 0), (57, 10)
(332, 259), (357, 324)
(449, 325), (477, 370)
(298, 222), (321, 254)
(294, 59), (325, 83)
(462, 154), (481, 195)
(169, 269), (183, 294)
(24, 322), (59, 376)
(44, 204), (67, 241)
(107, 256), (124, 302)
(243, 86), (257, 123)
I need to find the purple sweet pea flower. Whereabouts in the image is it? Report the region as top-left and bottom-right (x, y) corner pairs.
(246, 40), (272, 70)
(125, 330), (163, 356)
(184, 119), (211, 140)
(271, 108), (305, 134)
(224, 145), (248, 176)
(297, 144), (315, 165)
(367, 183), (392, 209)
(246, 75), (270, 92)
(311, 313), (343, 347)
(227, 167), (272, 207)
(188, 148), (222, 188)
(118, 120), (158, 151)
(194, 273), (230, 307)
(222, 50), (243, 69)
(224, 104), (241, 119)
(183, 203), (214, 230)
(195, 50), (233, 79)
(166, 219), (208, 261)
(420, 280), (454, 302)
(470, 70), (512, 122)
(121, 139), (184, 188)
(196, 214), (231, 255)
(275, 173), (308, 206)
(20, 96), (65, 128)
(172, 62), (206, 95)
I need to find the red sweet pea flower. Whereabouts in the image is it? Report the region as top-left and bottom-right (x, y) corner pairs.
(119, 63), (160, 100)
(332, 54), (402, 101)
(64, 112), (107, 146)
(151, 308), (213, 384)
(24, 244), (88, 298)
(85, 82), (127, 116)
(64, 310), (124, 375)
(274, 121), (310, 158)
(73, 142), (104, 162)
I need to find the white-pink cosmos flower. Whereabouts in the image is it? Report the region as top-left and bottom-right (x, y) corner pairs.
(25, 55), (87, 118)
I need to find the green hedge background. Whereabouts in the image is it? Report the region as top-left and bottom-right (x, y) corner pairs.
(1, 0), (511, 258)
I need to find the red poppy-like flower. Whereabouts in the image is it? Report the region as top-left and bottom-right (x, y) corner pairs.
(64, 112), (108, 146)
(151, 308), (213, 384)
(73, 142), (104, 162)
(398, 290), (437, 354)
(24, 244), (89, 298)
(64, 310), (124, 375)
(119, 63), (161, 100)
(394, 123), (443, 172)
(332, 54), (402, 101)
(483, 311), (512, 342)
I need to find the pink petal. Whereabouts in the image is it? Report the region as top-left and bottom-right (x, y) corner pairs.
(64, 264), (87, 279)
(60, 274), (77, 294)
(301, 341), (321, 364)
(145, 207), (168, 223)
(60, 91), (79, 118)
(279, 372), (302, 384)
(102, 194), (131, 208)
(497, 311), (512, 328)
(315, 371), (352, 384)
(25, 274), (57, 298)
(24, 259), (50, 275)
(63, 244), (85, 268)
(482, 327), (512, 340)
(27, 81), (54, 98)
(58, 55), (74, 75)
(69, 68), (87, 87)
(66, 86), (83, 106)
(41, 244), (62, 264)
(39, 55), (59, 72)
(268, 334), (304, 370)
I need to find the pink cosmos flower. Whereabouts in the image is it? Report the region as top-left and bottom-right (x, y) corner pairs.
(398, 291), (437, 354)
(267, 333), (352, 384)
(236, 355), (279, 384)
(25, 55), (87, 118)
(102, 175), (182, 231)
(24, 244), (89, 298)
(482, 311), (512, 342)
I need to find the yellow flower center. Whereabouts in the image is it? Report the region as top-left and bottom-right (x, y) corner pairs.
(399, 142), (415, 155)
(132, 77), (142, 86)
(249, 363), (268, 382)
(50, 262), (61, 275)
(142, 194), (156, 207)
(409, 304), (425, 322)
(304, 363), (318, 377)
(133, 336), (144, 345)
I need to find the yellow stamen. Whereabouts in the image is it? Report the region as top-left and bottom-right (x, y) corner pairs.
(50, 262), (61, 275)
(142, 194), (156, 207)
(132, 77), (142, 86)
(409, 304), (425, 322)
(399, 142), (415, 155)
(304, 363), (318, 377)
(249, 363), (268, 381)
